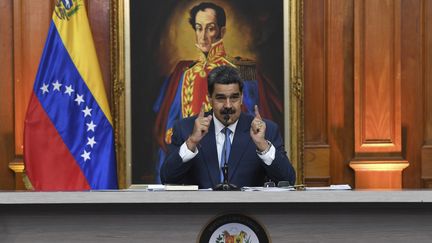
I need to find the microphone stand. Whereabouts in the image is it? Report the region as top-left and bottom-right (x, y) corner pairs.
(213, 113), (240, 191)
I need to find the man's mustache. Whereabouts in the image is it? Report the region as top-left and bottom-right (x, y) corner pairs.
(221, 108), (235, 123)
(220, 108), (235, 115)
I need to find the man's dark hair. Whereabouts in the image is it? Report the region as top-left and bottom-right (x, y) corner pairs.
(189, 2), (226, 30)
(207, 66), (243, 95)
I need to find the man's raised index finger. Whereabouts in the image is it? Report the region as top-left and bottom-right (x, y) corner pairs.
(254, 105), (262, 119)
(198, 103), (205, 118)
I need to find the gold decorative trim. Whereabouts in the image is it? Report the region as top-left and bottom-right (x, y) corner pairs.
(9, 158), (33, 190)
(110, 0), (126, 188)
(289, 0), (304, 184)
(182, 70), (196, 117)
(350, 161), (409, 171)
(9, 161), (24, 173)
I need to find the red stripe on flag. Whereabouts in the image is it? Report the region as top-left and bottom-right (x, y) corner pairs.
(24, 92), (90, 191)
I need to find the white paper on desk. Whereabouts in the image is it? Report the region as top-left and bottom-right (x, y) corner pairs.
(199, 188), (213, 191)
(92, 184), (166, 192)
(146, 184), (166, 191)
(125, 184), (165, 191)
(241, 187), (295, 192)
(128, 184), (200, 191)
(305, 184), (352, 190)
(165, 185), (198, 191)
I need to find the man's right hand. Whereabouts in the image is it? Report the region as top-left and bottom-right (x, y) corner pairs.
(186, 103), (212, 151)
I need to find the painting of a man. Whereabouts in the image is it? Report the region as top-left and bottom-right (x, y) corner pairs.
(154, 2), (237, 149)
(130, 0), (284, 184)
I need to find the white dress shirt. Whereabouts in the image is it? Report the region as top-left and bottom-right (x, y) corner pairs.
(179, 114), (275, 165)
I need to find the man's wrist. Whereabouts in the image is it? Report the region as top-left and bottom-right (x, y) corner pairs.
(256, 140), (272, 155)
(186, 136), (199, 151)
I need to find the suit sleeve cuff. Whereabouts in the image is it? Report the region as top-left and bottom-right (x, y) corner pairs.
(179, 142), (198, 162)
(257, 144), (275, 165)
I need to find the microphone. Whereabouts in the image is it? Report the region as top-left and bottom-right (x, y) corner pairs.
(213, 110), (240, 191)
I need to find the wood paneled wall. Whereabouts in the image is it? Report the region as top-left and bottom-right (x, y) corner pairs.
(350, 0), (408, 189)
(0, 0), (111, 190)
(420, 0), (432, 187)
(354, 0), (402, 154)
(304, 0), (432, 188)
(303, 0), (331, 186)
(0, 0), (15, 189)
(326, 0), (355, 186)
(304, 0), (355, 187)
(13, 0), (52, 157)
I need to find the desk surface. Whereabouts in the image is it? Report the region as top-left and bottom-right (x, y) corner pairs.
(1, 190), (432, 204)
(3, 190), (432, 242)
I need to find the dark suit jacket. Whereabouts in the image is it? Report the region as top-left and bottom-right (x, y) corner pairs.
(160, 112), (296, 189)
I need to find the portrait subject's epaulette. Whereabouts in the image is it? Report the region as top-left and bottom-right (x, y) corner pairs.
(230, 56), (257, 81)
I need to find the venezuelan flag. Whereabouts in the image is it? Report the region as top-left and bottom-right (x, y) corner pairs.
(24, 0), (117, 190)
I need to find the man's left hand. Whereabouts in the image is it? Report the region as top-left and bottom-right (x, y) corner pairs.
(250, 105), (269, 152)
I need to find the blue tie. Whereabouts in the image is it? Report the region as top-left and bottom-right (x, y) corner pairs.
(220, 128), (232, 182)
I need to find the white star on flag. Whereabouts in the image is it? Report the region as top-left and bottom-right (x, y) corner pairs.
(52, 80), (62, 91)
(40, 83), (49, 94)
(86, 121), (97, 132)
(82, 106), (92, 117)
(81, 150), (91, 162)
(64, 85), (74, 96)
(74, 94), (84, 105)
(87, 136), (97, 148)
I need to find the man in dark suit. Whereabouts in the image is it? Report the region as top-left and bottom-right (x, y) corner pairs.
(160, 66), (295, 189)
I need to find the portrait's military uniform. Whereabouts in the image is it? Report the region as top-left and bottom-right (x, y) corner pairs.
(181, 40), (235, 118)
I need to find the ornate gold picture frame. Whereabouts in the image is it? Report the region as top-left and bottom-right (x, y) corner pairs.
(110, 0), (303, 188)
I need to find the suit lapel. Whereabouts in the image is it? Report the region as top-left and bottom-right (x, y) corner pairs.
(228, 113), (251, 181)
(198, 120), (219, 186)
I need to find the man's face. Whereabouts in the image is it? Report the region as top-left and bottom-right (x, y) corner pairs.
(209, 83), (242, 126)
(194, 8), (225, 53)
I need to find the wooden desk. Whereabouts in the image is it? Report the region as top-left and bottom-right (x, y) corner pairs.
(1, 190), (432, 242)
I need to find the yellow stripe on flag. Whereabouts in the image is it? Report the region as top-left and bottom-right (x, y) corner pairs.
(52, 0), (112, 125)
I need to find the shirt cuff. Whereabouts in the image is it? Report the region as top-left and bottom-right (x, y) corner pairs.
(179, 142), (198, 162)
(257, 145), (276, 165)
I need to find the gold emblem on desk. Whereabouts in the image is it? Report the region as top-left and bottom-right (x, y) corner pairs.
(198, 214), (269, 243)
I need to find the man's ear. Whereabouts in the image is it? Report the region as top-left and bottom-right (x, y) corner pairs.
(220, 27), (226, 39)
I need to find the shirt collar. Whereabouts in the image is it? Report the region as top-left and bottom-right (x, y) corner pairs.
(213, 113), (238, 135)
